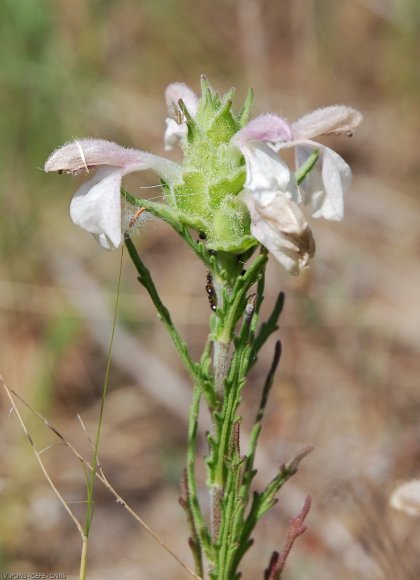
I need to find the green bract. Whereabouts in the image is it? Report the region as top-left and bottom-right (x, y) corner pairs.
(165, 78), (256, 253)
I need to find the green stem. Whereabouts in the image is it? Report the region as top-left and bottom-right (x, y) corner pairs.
(123, 217), (293, 578)
(218, 253), (267, 345)
(79, 536), (88, 580)
(211, 251), (267, 401)
(213, 336), (230, 399)
(226, 342), (282, 575)
(220, 460), (246, 580)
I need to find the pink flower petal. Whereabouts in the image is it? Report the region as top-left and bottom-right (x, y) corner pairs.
(45, 138), (181, 249)
(292, 106), (363, 140)
(45, 138), (179, 181)
(233, 114), (293, 147)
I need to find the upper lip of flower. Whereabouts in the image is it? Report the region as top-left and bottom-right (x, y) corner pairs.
(44, 138), (180, 179)
(289, 105), (363, 141)
(45, 138), (180, 249)
(232, 105), (363, 152)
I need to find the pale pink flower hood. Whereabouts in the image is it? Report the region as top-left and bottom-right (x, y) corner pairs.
(45, 139), (180, 249)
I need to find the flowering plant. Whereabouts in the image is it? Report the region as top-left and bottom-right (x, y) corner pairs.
(45, 77), (362, 579)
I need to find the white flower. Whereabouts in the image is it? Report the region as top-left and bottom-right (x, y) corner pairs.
(232, 114), (311, 274)
(233, 114), (299, 201)
(390, 479), (420, 516)
(294, 142), (351, 221)
(45, 138), (179, 249)
(245, 191), (315, 275)
(234, 106), (362, 221)
(275, 105), (363, 220)
(164, 82), (198, 151)
(230, 106), (362, 273)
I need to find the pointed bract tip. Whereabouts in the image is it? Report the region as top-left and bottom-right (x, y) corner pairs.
(200, 74), (211, 96)
(239, 87), (255, 127)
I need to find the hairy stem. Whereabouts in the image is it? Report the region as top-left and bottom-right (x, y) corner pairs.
(213, 340), (230, 399)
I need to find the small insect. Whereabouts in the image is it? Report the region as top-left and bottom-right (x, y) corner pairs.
(128, 207), (146, 228)
(168, 101), (184, 125)
(244, 294), (257, 323)
(205, 271), (217, 312)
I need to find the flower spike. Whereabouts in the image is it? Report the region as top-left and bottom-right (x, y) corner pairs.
(45, 79), (362, 275)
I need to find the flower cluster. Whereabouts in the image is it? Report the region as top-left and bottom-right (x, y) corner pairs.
(45, 77), (362, 274)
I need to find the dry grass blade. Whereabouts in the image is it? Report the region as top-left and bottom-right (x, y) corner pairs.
(0, 373), (86, 540)
(1, 375), (202, 580)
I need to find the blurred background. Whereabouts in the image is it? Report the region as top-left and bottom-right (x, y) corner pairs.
(1, 0), (420, 578)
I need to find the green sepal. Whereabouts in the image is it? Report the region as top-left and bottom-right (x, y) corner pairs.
(200, 75), (212, 102)
(208, 166), (246, 209)
(173, 171), (208, 215)
(238, 87), (254, 128)
(212, 91), (222, 108)
(203, 87), (238, 143)
(209, 235), (257, 256)
(178, 98), (200, 145)
(206, 103), (239, 146)
(160, 178), (175, 206)
(209, 195), (256, 254)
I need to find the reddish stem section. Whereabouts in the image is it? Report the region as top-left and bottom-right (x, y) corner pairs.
(264, 495), (311, 580)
